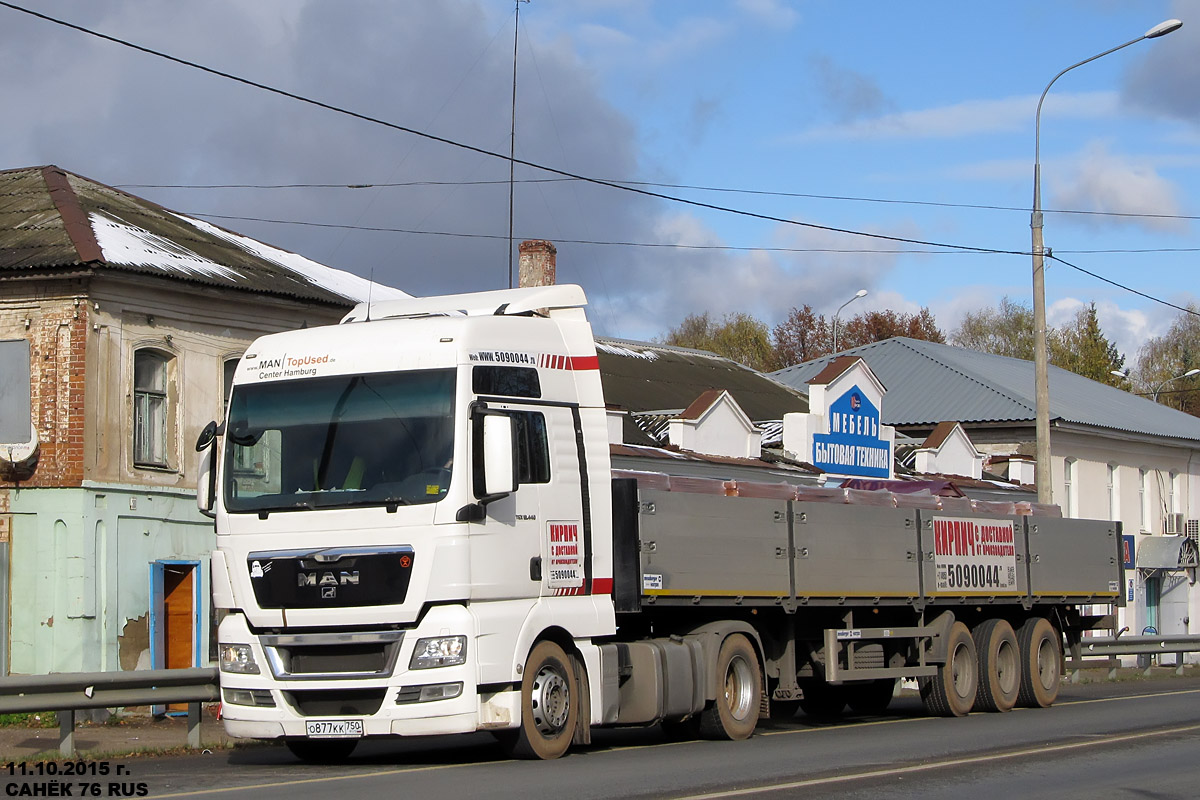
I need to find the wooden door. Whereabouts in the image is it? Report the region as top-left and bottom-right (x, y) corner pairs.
(163, 564), (194, 711)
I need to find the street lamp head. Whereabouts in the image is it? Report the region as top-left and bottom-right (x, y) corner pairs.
(1184, 367), (1200, 378)
(1145, 19), (1183, 39)
(1111, 369), (1128, 379)
(854, 289), (868, 299)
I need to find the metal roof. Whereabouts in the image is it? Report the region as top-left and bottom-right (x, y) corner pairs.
(596, 336), (809, 422)
(772, 336), (1200, 445)
(0, 165), (408, 306)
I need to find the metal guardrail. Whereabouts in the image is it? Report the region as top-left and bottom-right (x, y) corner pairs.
(0, 637), (1195, 759)
(0, 667), (219, 757)
(1068, 634), (1200, 682)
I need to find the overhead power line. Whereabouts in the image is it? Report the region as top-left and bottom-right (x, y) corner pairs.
(114, 177), (1200, 223)
(5, 1), (1195, 317)
(0, 0), (1020, 259)
(187, 211), (982, 253)
(1048, 253), (1200, 318)
(189, 210), (1200, 257)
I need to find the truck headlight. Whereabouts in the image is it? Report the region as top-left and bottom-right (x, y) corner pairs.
(409, 636), (467, 669)
(220, 643), (260, 674)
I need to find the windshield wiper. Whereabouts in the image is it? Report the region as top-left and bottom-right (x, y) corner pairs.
(337, 495), (412, 513)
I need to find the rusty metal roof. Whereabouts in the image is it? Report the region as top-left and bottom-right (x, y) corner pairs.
(0, 165), (407, 306)
(596, 336), (809, 422)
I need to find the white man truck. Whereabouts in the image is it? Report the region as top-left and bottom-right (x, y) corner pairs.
(196, 284), (1122, 761)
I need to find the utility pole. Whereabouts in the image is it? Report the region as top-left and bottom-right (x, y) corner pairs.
(508, 0), (529, 289)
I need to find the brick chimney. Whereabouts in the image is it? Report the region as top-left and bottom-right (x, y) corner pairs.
(518, 240), (557, 288)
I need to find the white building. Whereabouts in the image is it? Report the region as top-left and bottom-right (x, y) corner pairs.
(774, 337), (1200, 649)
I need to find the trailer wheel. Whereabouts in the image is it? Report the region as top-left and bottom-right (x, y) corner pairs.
(1016, 617), (1062, 708)
(919, 621), (977, 717)
(698, 634), (761, 740)
(507, 640), (579, 759)
(973, 619), (1019, 712)
(797, 679), (846, 719)
(284, 738), (358, 763)
(846, 679), (897, 715)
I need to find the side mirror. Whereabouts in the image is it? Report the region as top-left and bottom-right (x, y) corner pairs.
(482, 414), (517, 497)
(471, 405), (517, 503)
(195, 420), (218, 452)
(195, 420), (219, 518)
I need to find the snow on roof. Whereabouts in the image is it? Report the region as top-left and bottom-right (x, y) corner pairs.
(90, 212), (241, 281)
(176, 214), (409, 305)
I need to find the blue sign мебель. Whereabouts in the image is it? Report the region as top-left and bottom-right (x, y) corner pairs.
(812, 384), (890, 478)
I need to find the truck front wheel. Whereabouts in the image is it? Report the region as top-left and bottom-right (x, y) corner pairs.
(919, 621), (978, 717)
(506, 640), (580, 759)
(698, 634), (761, 740)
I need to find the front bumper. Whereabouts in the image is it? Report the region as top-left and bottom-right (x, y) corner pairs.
(218, 604), (507, 739)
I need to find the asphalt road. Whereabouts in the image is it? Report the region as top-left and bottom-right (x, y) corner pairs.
(9, 677), (1199, 799)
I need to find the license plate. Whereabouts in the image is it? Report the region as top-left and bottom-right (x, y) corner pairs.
(305, 719), (363, 738)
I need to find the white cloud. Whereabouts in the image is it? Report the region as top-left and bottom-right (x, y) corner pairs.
(787, 91), (1117, 142)
(1049, 142), (1187, 234)
(644, 16), (727, 64)
(735, 0), (800, 29)
(591, 213), (914, 341)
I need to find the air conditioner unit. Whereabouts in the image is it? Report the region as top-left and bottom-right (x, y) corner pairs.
(1165, 512), (1185, 535)
(1187, 519), (1200, 547)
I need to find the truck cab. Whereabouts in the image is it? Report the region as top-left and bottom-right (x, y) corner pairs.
(200, 285), (615, 757)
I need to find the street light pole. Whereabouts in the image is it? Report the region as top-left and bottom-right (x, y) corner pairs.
(1030, 18), (1182, 504)
(1153, 368), (1200, 403)
(832, 289), (867, 353)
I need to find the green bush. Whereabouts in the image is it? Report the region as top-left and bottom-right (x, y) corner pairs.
(0, 711), (58, 728)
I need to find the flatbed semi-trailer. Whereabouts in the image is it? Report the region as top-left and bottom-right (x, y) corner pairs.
(198, 284), (1121, 760)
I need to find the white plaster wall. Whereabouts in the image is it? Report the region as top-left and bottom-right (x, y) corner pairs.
(1049, 429), (1200, 659)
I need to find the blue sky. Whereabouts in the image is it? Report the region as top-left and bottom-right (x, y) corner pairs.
(2, 1), (1196, 361)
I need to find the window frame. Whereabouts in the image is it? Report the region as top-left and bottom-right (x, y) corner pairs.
(133, 348), (173, 469)
(1106, 463), (1119, 521)
(1139, 468), (1149, 532)
(1063, 457), (1076, 519)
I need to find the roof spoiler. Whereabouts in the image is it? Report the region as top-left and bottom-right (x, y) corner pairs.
(341, 283), (587, 323)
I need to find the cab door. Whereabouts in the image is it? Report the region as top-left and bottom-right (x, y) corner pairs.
(469, 401), (586, 600)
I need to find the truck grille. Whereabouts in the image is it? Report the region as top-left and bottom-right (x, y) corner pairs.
(261, 630), (404, 680)
(284, 689), (386, 717)
(247, 545), (415, 609)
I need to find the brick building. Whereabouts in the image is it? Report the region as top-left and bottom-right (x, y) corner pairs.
(0, 165), (407, 675)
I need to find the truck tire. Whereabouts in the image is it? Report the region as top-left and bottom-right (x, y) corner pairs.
(698, 634), (761, 740)
(846, 679), (897, 715)
(285, 738), (358, 763)
(1016, 617), (1062, 708)
(797, 679), (846, 719)
(919, 621), (977, 717)
(507, 640), (580, 759)
(973, 619), (1019, 712)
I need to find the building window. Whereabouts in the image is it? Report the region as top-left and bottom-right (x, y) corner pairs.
(133, 349), (171, 467)
(1063, 459), (1075, 518)
(1107, 463), (1119, 521)
(1168, 471), (1179, 515)
(1139, 468), (1149, 532)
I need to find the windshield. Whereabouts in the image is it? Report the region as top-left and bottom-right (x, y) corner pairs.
(223, 369), (455, 513)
